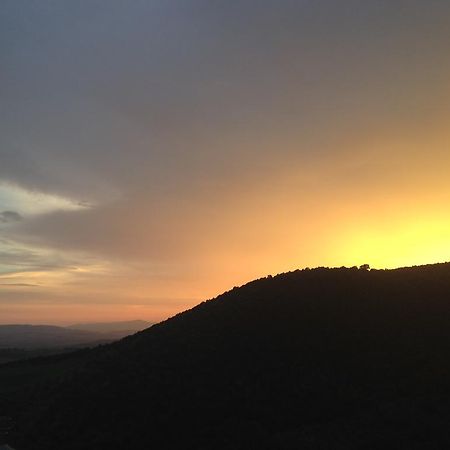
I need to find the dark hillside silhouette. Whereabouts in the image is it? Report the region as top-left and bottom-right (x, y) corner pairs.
(5, 263), (450, 449)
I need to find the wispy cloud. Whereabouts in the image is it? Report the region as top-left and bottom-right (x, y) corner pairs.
(0, 183), (87, 217)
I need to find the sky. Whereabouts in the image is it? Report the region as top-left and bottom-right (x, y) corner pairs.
(1, 0), (450, 324)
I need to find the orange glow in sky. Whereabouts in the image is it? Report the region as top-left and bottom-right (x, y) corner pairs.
(1, 1), (450, 324)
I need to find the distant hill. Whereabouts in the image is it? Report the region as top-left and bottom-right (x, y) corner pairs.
(0, 325), (108, 350)
(5, 263), (450, 449)
(67, 320), (151, 337)
(0, 322), (151, 364)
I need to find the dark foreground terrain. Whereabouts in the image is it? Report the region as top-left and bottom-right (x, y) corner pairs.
(2, 263), (450, 449)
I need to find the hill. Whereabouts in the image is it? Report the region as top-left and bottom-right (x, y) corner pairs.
(4, 263), (450, 449)
(67, 320), (151, 337)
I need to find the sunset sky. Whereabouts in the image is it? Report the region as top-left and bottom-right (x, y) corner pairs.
(1, 1), (450, 324)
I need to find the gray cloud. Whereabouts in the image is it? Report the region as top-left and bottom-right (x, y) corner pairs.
(0, 211), (22, 223)
(2, 0), (449, 201)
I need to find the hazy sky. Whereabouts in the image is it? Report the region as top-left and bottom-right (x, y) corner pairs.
(1, 1), (450, 324)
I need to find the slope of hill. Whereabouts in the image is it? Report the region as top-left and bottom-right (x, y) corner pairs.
(67, 320), (151, 337)
(5, 263), (450, 449)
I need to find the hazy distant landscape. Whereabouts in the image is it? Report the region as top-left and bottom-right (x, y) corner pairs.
(0, 321), (150, 363)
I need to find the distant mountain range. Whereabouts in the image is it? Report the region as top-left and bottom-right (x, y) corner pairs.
(3, 263), (450, 449)
(0, 320), (151, 351)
